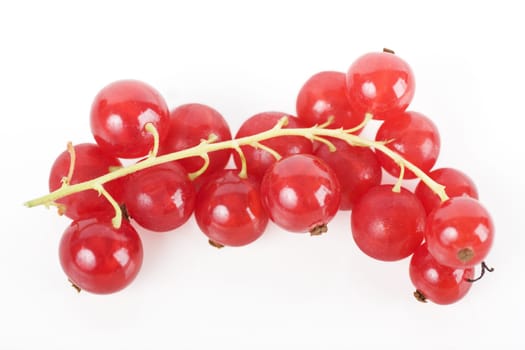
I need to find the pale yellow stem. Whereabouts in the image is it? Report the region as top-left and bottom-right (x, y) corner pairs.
(311, 136), (336, 152)
(251, 141), (282, 160)
(61, 142), (76, 186)
(344, 113), (373, 133)
(392, 163), (405, 193)
(188, 153), (210, 180)
(25, 117), (449, 209)
(94, 184), (122, 229)
(145, 122), (160, 158)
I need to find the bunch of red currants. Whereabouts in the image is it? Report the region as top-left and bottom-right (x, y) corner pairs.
(27, 49), (494, 304)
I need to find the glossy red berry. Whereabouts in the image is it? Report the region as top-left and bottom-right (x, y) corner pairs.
(124, 163), (195, 232)
(59, 218), (143, 294)
(90, 80), (169, 158)
(346, 51), (415, 119)
(314, 137), (382, 210)
(194, 170), (268, 247)
(233, 112), (313, 181)
(261, 154), (340, 233)
(375, 111), (440, 179)
(351, 185), (426, 261)
(296, 71), (363, 130)
(425, 197), (494, 268)
(410, 243), (474, 305)
(159, 103), (232, 176)
(415, 167), (479, 215)
(49, 143), (126, 220)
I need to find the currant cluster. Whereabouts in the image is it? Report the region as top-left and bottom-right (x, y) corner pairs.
(26, 50), (494, 304)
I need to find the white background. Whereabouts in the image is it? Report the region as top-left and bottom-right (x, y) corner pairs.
(1, 0), (523, 348)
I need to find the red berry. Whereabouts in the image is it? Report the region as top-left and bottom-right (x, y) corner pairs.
(194, 170), (268, 247)
(346, 51), (415, 118)
(410, 243), (474, 305)
(59, 218), (143, 294)
(159, 103), (232, 176)
(314, 137), (382, 210)
(233, 112), (313, 181)
(261, 154), (340, 233)
(90, 80), (169, 158)
(375, 111), (440, 179)
(415, 167), (479, 215)
(296, 71), (363, 130)
(124, 163), (195, 232)
(351, 185), (426, 261)
(425, 197), (494, 268)
(48, 143), (126, 220)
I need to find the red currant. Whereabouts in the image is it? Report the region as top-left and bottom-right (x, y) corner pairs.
(425, 197), (494, 268)
(90, 80), (169, 158)
(314, 137), (382, 210)
(415, 167), (479, 215)
(194, 170), (268, 247)
(124, 163), (195, 232)
(59, 218), (143, 294)
(346, 51), (415, 119)
(233, 112), (313, 181)
(351, 185), (426, 261)
(410, 243), (474, 304)
(49, 143), (126, 220)
(159, 103), (232, 176)
(261, 154), (340, 233)
(296, 71), (363, 130)
(375, 111), (440, 179)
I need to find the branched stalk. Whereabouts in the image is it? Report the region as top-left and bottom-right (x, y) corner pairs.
(24, 117), (449, 211)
